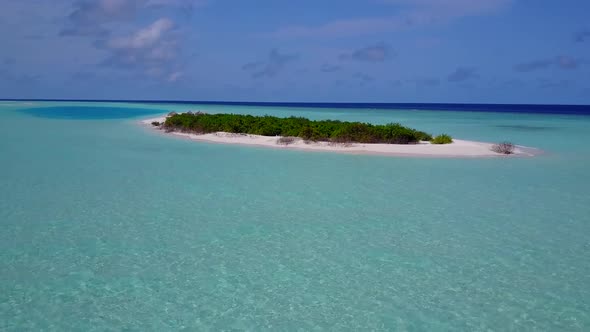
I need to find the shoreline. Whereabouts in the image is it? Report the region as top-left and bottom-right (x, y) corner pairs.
(140, 115), (541, 158)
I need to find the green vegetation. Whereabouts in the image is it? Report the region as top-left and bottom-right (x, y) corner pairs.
(431, 134), (453, 144)
(163, 113), (437, 144)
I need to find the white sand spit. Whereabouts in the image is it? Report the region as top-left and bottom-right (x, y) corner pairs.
(141, 116), (540, 158)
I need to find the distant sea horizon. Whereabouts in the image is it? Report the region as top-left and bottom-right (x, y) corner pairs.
(1, 99), (590, 115)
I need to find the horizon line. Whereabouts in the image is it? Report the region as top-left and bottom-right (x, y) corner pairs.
(1, 98), (589, 107)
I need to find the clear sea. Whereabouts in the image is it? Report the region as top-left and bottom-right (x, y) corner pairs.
(1, 101), (589, 331)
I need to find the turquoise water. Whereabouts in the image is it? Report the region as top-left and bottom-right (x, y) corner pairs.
(20, 105), (165, 120)
(1, 101), (589, 331)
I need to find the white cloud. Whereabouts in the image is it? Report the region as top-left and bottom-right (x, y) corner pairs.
(101, 18), (183, 82)
(108, 18), (173, 49)
(167, 71), (184, 82)
(61, 0), (205, 36)
(60, 0), (141, 36)
(269, 0), (512, 38)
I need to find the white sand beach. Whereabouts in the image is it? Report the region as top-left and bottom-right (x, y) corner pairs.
(141, 116), (540, 157)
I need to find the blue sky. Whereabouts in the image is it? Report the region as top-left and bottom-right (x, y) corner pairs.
(1, 0), (589, 104)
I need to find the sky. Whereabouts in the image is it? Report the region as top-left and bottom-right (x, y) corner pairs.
(0, 0), (589, 104)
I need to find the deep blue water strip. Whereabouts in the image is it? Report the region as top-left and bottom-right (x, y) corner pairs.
(2, 99), (590, 115)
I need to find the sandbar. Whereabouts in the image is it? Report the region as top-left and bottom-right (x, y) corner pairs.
(140, 115), (540, 158)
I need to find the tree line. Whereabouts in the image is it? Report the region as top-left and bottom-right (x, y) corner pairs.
(160, 112), (453, 144)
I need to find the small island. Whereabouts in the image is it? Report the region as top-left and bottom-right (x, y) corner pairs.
(142, 112), (539, 157)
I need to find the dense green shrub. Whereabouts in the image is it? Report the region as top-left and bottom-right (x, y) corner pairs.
(431, 134), (453, 144)
(163, 113), (440, 145)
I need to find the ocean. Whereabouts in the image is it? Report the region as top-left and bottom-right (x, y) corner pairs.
(1, 101), (589, 330)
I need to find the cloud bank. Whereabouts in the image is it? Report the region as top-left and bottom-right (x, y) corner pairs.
(243, 49), (298, 78)
(340, 43), (394, 62)
(448, 67), (479, 82)
(514, 56), (580, 72)
(269, 0), (512, 38)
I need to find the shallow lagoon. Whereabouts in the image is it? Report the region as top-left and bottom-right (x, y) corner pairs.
(1, 101), (589, 330)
